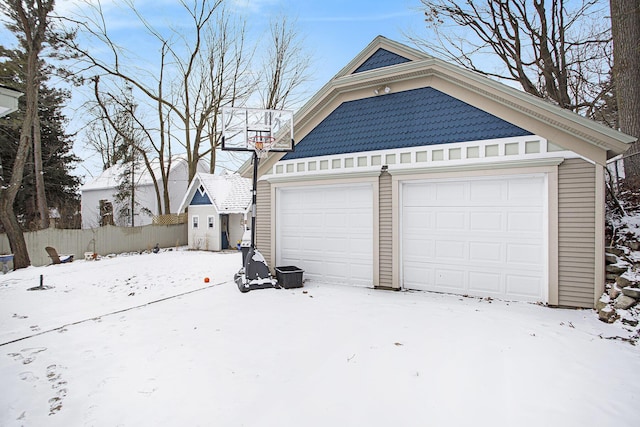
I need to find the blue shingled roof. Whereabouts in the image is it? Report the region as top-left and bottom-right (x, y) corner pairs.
(190, 189), (212, 205)
(283, 87), (533, 160)
(353, 48), (411, 73)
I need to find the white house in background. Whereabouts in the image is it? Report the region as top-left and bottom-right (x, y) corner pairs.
(0, 85), (22, 117)
(80, 155), (209, 229)
(178, 171), (252, 251)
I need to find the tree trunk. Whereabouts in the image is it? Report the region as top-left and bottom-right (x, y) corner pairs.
(611, 0), (640, 180)
(33, 99), (49, 229)
(0, 33), (40, 268)
(0, 108), (34, 268)
(0, 201), (30, 267)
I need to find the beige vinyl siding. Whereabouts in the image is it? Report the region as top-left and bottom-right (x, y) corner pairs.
(558, 158), (596, 308)
(379, 171), (393, 288)
(256, 180), (271, 265)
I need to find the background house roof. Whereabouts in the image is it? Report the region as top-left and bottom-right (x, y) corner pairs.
(81, 155), (205, 191)
(283, 86), (532, 160)
(180, 172), (252, 214)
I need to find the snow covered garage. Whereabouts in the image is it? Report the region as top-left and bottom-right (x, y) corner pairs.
(249, 36), (634, 308)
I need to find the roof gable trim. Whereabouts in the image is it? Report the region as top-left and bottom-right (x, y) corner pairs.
(333, 35), (431, 79)
(352, 48), (411, 74)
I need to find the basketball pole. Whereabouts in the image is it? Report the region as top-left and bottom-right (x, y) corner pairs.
(250, 150), (259, 249)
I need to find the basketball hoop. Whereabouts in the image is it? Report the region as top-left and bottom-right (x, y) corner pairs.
(248, 135), (276, 159)
(220, 107), (294, 293)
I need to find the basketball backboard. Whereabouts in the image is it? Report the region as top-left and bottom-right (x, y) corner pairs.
(221, 107), (294, 153)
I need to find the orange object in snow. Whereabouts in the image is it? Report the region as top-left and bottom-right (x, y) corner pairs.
(204, 277), (210, 283)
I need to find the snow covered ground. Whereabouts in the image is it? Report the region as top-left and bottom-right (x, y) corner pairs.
(1, 249), (639, 426)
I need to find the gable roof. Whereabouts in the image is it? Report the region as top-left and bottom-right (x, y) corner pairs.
(283, 86), (532, 160)
(250, 35), (634, 176)
(178, 172), (252, 214)
(352, 48), (411, 74)
(81, 155), (207, 192)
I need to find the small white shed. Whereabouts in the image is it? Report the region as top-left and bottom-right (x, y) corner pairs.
(178, 172), (252, 251)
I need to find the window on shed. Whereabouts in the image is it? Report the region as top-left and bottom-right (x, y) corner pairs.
(207, 215), (215, 229)
(192, 215), (199, 229)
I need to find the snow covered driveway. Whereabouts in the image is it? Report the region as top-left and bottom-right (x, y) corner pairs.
(1, 250), (638, 426)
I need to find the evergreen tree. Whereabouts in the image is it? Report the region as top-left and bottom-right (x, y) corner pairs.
(0, 46), (81, 230)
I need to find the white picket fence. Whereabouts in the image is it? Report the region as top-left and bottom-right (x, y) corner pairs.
(0, 223), (187, 267)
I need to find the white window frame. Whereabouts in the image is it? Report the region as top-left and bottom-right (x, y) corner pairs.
(192, 215), (199, 229)
(207, 215), (215, 229)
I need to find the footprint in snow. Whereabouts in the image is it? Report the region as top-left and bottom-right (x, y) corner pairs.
(19, 371), (38, 382)
(8, 347), (47, 365)
(46, 364), (68, 415)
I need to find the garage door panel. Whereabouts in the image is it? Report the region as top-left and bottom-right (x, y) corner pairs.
(404, 265), (434, 288)
(402, 175), (546, 303)
(469, 242), (502, 262)
(349, 242), (372, 257)
(404, 239), (435, 259)
(435, 268), (465, 288)
(435, 240), (466, 260)
(280, 236), (301, 250)
(470, 212), (503, 231)
(507, 211), (543, 233)
(508, 179), (544, 200)
(324, 261), (348, 277)
(325, 213), (346, 228)
(303, 213), (324, 227)
(404, 210), (434, 231)
(506, 275), (543, 298)
(349, 188), (373, 204)
(277, 184), (373, 287)
(435, 211), (466, 230)
(300, 237), (324, 251)
(468, 272), (502, 293)
(470, 180), (505, 201)
(350, 263), (374, 284)
(506, 243), (543, 264)
(436, 182), (465, 201)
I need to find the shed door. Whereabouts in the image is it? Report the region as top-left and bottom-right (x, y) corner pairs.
(401, 175), (547, 302)
(277, 184), (374, 287)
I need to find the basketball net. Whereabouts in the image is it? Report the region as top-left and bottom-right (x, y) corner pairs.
(249, 136), (275, 160)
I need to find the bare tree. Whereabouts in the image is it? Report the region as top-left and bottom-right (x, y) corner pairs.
(0, 0), (56, 268)
(260, 15), (311, 111)
(62, 0), (258, 188)
(413, 0), (612, 116)
(610, 0), (640, 180)
(63, 0), (311, 186)
(85, 99), (132, 171)
(91, 75), (167, 219)
(58, 0), (226, 215)
(189, 5), (256, 175)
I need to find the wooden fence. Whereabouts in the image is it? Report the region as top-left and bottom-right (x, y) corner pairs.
(152, 213), (187, 225)
(0, 223), (187, 267)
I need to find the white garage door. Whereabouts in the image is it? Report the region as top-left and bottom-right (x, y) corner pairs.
(277, 184), (373, 287)
(402, 175), (547, 302)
